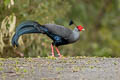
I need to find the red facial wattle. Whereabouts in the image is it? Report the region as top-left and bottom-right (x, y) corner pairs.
(77, 25), (83, 31)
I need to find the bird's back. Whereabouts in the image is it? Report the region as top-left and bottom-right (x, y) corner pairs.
(43, 24), (73, 40)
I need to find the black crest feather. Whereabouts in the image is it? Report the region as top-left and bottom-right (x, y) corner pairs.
(69, 20), (74, 26)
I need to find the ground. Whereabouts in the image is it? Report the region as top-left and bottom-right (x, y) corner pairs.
(0, 57), (120, 80)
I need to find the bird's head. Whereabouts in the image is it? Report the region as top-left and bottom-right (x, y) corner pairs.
(77, 25), (85, 31)
(69, 20), (85, 31)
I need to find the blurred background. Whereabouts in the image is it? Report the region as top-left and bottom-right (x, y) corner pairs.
(0, 0), (120, 57)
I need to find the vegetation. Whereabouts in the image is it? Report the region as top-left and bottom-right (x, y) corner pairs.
(0, 0), (120, 57)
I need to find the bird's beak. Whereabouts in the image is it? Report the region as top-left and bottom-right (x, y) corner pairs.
(82, 28), (85, 31)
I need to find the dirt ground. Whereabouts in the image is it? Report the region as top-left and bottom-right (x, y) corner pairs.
(0, 57), (120, 80)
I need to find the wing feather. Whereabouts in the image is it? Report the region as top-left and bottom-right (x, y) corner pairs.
(43, 24), (73, 40)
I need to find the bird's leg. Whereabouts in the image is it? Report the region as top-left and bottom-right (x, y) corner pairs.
(55, 46), (62, 58)
(51, 44), (55, 57)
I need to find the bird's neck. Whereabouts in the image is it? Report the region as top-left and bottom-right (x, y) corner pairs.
(72, 27), (80, 42)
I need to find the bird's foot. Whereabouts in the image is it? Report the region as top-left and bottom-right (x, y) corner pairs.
(52, 54), (55, 57)
(55, 47), (62, 58)
(58, 55), (62, 58)
(15, 50), (24, 57)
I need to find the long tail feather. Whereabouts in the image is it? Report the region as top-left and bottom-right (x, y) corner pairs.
(11, 21), (47, 47)
(16, 21), (40, 32)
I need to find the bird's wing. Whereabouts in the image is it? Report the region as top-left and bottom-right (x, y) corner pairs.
(43, 24), (73, 40)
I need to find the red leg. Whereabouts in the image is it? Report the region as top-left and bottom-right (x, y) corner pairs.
(55, 46), (62, 58)
(51, 44), (54, 57)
